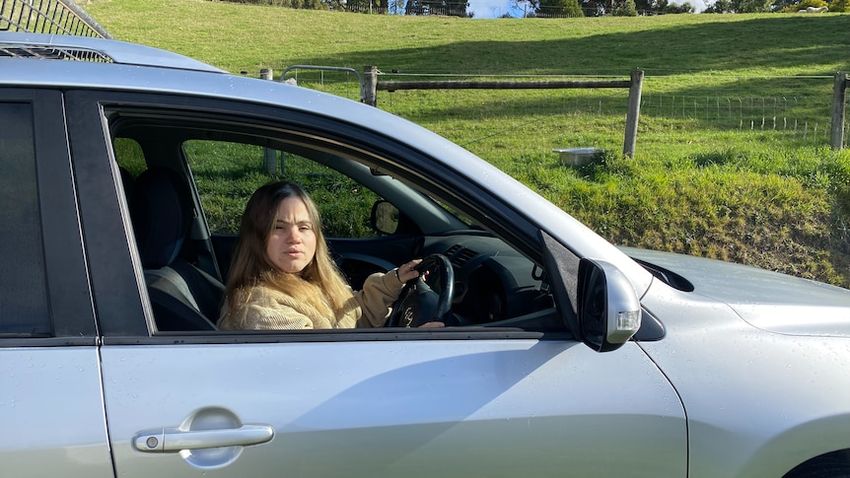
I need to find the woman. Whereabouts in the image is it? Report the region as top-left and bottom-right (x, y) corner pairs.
(218, 181), (431, 330)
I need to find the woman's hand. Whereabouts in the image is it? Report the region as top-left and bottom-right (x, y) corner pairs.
(396, 259), (422, 283)
(395, 259), (444, 329)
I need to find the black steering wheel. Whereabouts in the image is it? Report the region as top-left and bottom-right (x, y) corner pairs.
(386, 254), (454, 328)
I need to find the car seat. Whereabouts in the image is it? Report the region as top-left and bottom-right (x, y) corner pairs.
(130, 167), (223, 331)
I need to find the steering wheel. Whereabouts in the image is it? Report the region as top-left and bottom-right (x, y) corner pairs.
(386, 254), (454, 328)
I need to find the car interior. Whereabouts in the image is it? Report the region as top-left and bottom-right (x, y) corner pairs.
(108, 109), (563, 334)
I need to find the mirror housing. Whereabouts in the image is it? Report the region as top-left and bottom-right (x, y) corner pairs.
(577, 258), (642, 352)
(370, 200), (399, 235)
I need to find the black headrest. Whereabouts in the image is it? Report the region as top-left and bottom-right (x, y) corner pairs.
(131, 168), (194, 269)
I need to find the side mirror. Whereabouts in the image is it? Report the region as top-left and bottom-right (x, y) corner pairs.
(370, 200), (399, 235)
(577, 258), (642, 352)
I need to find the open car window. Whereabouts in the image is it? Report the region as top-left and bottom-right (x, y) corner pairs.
(107, 105), (563, 336)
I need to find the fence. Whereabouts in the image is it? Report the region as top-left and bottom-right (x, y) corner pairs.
(639, 94), (837, 140)
(278, 67), (848, 155)
(359, 66), (644, 156)
(0, 0), (110, 38)
(832, 71), (848, 150)
(530, 5), (606, 17)
(342, 3), (389, 14)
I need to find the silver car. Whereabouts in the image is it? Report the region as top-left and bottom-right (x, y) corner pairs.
(1, 32), (849, 478)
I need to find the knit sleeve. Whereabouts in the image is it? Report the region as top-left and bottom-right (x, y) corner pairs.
(218, 288), (315, 331)
(353, 269), (405, 328)
(239, 303), (314, 330)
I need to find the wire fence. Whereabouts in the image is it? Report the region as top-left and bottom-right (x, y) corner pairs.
(644, 95), (837, 140)
(0, 0), (110, 38)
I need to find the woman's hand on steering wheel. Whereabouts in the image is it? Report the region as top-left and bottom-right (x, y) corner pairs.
(396, 259), (423, 283)
(386, 254), (454, 328)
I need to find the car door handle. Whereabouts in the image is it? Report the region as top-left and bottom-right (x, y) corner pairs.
(134, 424), (274, 452)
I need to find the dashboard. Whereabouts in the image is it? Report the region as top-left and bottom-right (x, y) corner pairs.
(422, 233), (557, 327)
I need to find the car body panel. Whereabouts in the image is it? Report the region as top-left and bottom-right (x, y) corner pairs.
(101, 339), (686, 477)
(638, 282), (850, 478)
(0, 32), (225, 73)
(0, 347), (113, 478)
(626, 247), (850, 337)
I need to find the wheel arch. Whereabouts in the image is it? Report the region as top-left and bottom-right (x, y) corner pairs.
(783, 449), (850, 478)
(738, 413), (850, 477)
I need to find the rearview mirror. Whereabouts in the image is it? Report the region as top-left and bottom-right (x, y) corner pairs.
(577, 258), (642, 352)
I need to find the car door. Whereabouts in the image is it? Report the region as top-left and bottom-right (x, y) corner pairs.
(67, 90), (687, 478)
(0, 89), (113, 477)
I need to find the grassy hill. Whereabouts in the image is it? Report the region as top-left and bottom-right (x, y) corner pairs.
(87, 0), (850, 286)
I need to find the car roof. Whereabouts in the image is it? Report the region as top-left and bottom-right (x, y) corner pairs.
(0, 33), (653, 295)
(0, 32), (224, 73)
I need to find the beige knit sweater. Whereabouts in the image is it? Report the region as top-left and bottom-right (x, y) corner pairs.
(218, 271), (404, 330)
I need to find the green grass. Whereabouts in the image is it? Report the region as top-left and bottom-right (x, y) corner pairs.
(89, 0), (850, 287)
(183, 141), (380, 236)
(114, 138), (380, 237)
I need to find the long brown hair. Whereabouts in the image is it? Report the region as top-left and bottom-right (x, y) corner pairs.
(225, 181), (353, 314)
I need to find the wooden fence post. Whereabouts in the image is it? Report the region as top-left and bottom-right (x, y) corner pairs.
(260, 68), (279, 174)
(831, 71), (847, 150)
(623, 69), (644, 158)
(361, 65), (378, 107)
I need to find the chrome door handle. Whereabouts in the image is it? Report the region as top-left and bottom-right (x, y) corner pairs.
(134, 424), (274, 452)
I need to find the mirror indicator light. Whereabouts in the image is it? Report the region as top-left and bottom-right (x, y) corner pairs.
(616, 310), (640, 330)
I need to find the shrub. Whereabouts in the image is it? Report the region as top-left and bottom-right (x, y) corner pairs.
(663, 1), (695, 12)
(613, 0), (638, 15)
(829, 0), (849, 11)
(536, 0), (585, 17)
(563, 0), (585, 16)
(781, 0), (827, 11)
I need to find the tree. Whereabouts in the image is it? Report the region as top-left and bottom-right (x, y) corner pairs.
(769, 0), (797, 9)
(778, 0), (826, 10)
(342, 0), (378, 12)
(663, 0), (694, 11)
(732, 0), (772, 11)
(405, 0), (470, 15)
(829, 0), (849, 11)
(563, 0), (586, 15)
(389, 0), (406, 13)
(535, 0), (585, 16)
(405, 0), (424, 14)
(704, 0), (733, 11)
(613, 0), (637, 15)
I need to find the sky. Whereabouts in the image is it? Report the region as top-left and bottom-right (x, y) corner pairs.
(466, 0), (708, 18)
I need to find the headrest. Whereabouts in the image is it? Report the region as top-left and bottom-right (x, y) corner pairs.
(131, 168), (194, 269)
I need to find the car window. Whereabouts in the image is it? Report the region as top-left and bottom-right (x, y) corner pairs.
(0, 102), (50, 336)
(183, 140), (382, 238)
(113, 138), (146, 176)
(104, 103), (560, 336)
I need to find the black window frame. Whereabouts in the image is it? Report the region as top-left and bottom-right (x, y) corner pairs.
(65, 89), (563, 343)
(0, 88), (97, 347)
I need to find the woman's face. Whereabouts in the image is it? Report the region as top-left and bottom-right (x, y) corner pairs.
(265, 197), (318, 274)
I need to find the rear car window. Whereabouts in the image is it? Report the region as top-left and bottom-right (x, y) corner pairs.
(0, 102), (50, 336)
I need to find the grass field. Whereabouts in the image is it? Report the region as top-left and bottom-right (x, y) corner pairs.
(87, 0), (850, 286)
